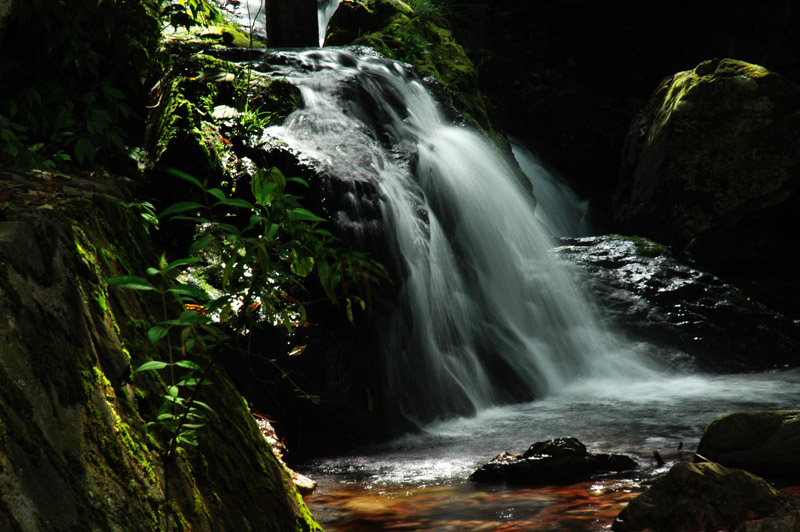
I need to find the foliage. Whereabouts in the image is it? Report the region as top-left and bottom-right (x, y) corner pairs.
(0, 0), (161, 169)
(160, 0), (218, 30)
(110, 167), (386, 455)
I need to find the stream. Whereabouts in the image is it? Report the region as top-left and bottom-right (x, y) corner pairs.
(301, 370), (800, 530)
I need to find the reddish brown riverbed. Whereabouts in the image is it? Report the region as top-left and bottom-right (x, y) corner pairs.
(306, 478), (644, 531)
(307, 479), (800, 531)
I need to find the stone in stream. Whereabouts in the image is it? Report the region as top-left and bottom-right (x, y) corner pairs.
(612, 461), (800, 532)
(468, 437), (637, 485)
(695, 410), (800, 481)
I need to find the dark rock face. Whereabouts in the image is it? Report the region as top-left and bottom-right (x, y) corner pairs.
(696, 411), (800, 480)
(555, 235), (800, 372)
(614, 58), (800, 318)
(266, 0), (319, 47)
(612, 462), (800, 532)
(0, 169), (320, 531)
(469, 437), (637, 485)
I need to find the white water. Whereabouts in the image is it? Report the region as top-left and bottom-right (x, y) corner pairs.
(510, 138), (594, 237)
(318, 0), (340, 46)
(304, 370), (800, 487)
(263, 48), (665, 426)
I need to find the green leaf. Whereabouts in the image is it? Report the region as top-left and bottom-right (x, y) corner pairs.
(162, 310), (202, 327)
(265, 223), (279, 241)
(206, 187), (227, 202)
(174, 359), (202, 371)
(158, 201), (206, 219)
(189, 234), (215, 255)
(212, 197), (256, 210)
(135, 360), (169, 372)
(147, 326), (169, 345)
(74, 137), (95, 166)
(252, 167), (283, 205)
(290, 250), (314, 277)
(107, 276), (156, 291)
(168, 386), (179, 398)
(165, 168), (206, 190)
(192, 400), (215, 413)
(166, 257), (200, 271)
(287, 176), (310, 188)
(288, 208), (327, 223)
(167, 284), (209, 300)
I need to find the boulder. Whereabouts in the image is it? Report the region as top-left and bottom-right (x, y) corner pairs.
(614, 58), (800, 318)
(469, 437), (637, 485)
(554, 235), (800, 372)
(696, 411), (800, 480)
(612, 461), (800, 532)
(324, 0), (413, 46)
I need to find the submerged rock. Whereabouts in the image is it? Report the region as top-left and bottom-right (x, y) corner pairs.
(469, 437), (636, 485)
(696, 410), (800, 480)
(614, 58), (800, 318)
(612, 462), (800, 532)
(555, 235), (800, 372)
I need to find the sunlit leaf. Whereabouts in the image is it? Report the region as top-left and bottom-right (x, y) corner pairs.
(135, 360), (169, 372)
(107, 275), (156, 291)
(147, 326), (169, 346)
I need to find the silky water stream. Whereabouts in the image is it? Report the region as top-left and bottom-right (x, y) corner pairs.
(253, 48), (800, 530)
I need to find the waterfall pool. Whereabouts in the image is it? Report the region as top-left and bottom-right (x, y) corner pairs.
(300, 370), (800, 530)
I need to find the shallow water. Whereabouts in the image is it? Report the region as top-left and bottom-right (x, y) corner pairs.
(302, 370), (800, 530)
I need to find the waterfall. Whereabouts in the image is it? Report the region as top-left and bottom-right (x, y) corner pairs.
(317, 0), (340, 46)
(510, 139), (594, 237)
(261, 49), (662, 427)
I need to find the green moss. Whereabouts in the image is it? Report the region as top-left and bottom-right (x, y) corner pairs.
(621, 235), (668, 258)
(353, 11), (495, 137)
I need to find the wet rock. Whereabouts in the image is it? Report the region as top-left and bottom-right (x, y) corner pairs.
(696, 410), (800, 480)
(612, 462), (800, 532)
(555, 235), (800, 372)
(614, 58), (800, 318)
(469, 437), (636, 485)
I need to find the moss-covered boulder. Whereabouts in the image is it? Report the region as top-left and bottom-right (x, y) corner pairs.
(612, 462), (800, 531)
(614, 58), (800, 317)
(325, 0), (496, 138)
(0, 168), (320, 531)
(695, 411), (800, 480)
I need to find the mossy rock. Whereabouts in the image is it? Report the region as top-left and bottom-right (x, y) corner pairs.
(0, 169), (320, 531)
(614, 58), (800, 316)
(613, 461), (800, 531)
(326, 0), (497, 139)
(616, 58), (800, 243)
(696, 410), (800, 480)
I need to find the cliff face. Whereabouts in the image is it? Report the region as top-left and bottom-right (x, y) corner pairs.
(0, 168), (320, 531)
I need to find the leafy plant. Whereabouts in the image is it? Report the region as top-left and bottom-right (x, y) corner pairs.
(109, 255), (225, 458)
(110, 166), (386, 455)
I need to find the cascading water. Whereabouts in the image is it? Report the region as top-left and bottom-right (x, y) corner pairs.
(510, 138), (594, 237)
(261, 48), (662, 426)
(251, 47), (799, 531)
(317, 0), (340, 46)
